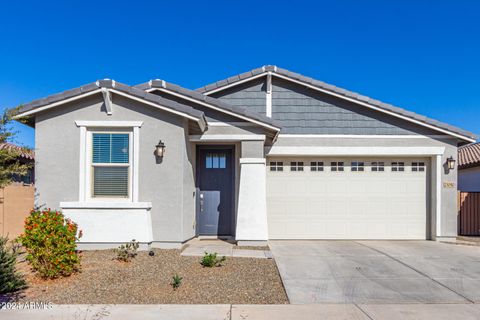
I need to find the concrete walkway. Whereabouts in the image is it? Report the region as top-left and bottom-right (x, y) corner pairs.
(181, 239), (272, 259)
(270, 240), (480, 304)
(2, 304), (480, 319)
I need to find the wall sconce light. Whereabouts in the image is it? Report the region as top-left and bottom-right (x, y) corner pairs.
(155, 140), (166, 158)
(446, 156), (456, 170)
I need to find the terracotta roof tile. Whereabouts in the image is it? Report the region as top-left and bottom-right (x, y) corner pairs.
(0, 142), (34, 160)
(458, 142), (480, 168)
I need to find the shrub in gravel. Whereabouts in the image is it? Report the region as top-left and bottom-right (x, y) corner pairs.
(0, 236), (26, 293)
(114, 239), (139, 262)
(170, 274), (183, 289)
(200, 252), (226, 267)
(17, 209), (82, 279)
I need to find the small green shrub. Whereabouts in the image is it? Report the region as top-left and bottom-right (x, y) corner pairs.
(200, 252), (226, 267)
(171, 274), (183, 289)
(0, 236), (26, 293)
(17, 209), (82, 279)
(114, 240), (139, 262)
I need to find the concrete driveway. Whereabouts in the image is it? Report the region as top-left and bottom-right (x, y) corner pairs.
(270, 241), (480, 304)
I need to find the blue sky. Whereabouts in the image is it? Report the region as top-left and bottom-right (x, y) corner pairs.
(1, 0), (479, 148)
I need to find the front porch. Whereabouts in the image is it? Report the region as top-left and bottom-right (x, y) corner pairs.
(190, 133), (270, 245)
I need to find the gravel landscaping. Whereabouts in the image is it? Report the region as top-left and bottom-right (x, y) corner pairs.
(6, 249), (288, 304)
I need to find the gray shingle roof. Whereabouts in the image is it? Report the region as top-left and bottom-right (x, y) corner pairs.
(196, 65), (477, 141)
(135, 79), (282, 130)
(16, 80), (207, 131)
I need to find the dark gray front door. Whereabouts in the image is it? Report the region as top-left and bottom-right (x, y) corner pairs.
(196, 146), (234, 236)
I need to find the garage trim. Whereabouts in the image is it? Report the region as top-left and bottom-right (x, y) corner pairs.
(266, 146), (445, 156)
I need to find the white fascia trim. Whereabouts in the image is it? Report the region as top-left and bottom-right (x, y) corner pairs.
(60, 202), (152, 209)
(109, 89), (201, 122)
(208, 121), (257, 127)
(75, 120), (143, 127)
(14, 89), (103, 118)
(240, 158), (266, 164)
(201, 73), (268, 94)
(147, 87), (280, 132)
(278, 134), (449, 139)
(266, 146), (446, 156)
(189, 134), (266, 142)
(273, 73), (476, 143)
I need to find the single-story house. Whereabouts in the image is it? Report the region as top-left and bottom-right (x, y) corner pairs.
(458, 142), (480, 192)
(14, 66), (477, 248)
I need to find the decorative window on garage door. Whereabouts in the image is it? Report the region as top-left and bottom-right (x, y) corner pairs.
(412, 162), (425, 172)
(331, 161), (344, 172)
(391, 162), (405, 172)
(290, 162), (304, 172)
(371, 162), (385, 172)
(351, 161), (365, 172)
(310, 161), (324, 171)
(270, 161), (284, 172)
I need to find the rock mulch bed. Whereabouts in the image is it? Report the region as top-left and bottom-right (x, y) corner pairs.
(10, 249), (288, 304)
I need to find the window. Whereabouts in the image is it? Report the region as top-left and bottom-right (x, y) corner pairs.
(270, 161), (283, 172)
(331, 161), (344, 172)
(310, 161), (324, 172)
(412, 162), (425, 172)
(290, 161), (304, 172)
(371, 162), (385, 172)
(351, 161), (365, 172)
(391, 162), (405, 172)
(92, 133), (130, 198)
(206, 153), (226, 169)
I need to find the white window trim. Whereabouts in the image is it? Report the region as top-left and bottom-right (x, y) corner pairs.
(86, 130), (132, 202)
(77, 121), (142, 203)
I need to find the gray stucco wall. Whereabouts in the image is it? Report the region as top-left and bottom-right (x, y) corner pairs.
(35, 93), (196, 243)
(459, 166), (480, 192)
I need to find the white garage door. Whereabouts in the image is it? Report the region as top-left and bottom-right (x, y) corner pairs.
(267, 158), (428, 239)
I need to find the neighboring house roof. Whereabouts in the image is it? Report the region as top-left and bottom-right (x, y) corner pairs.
(14, 80), (207, 131)
(0, 142), (34, 161)
(458, 142), (480, 169)
(135, 79), (281, 132)
(196, 65), (477, 143)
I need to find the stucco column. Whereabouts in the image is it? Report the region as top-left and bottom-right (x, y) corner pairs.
(235, 158), (269, 242)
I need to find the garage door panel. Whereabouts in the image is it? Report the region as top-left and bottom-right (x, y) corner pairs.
(267, 157), (428, 240)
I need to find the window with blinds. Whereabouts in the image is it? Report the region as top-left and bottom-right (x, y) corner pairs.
(92, 133), (130, 197)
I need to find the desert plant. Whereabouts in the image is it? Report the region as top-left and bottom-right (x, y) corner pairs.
(17, 210), (82, 279)
(170, 274), (183, 289)
(114, 240), (139, 262)
(200, 252), (226, 267)
(0, 236), (26, 293)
